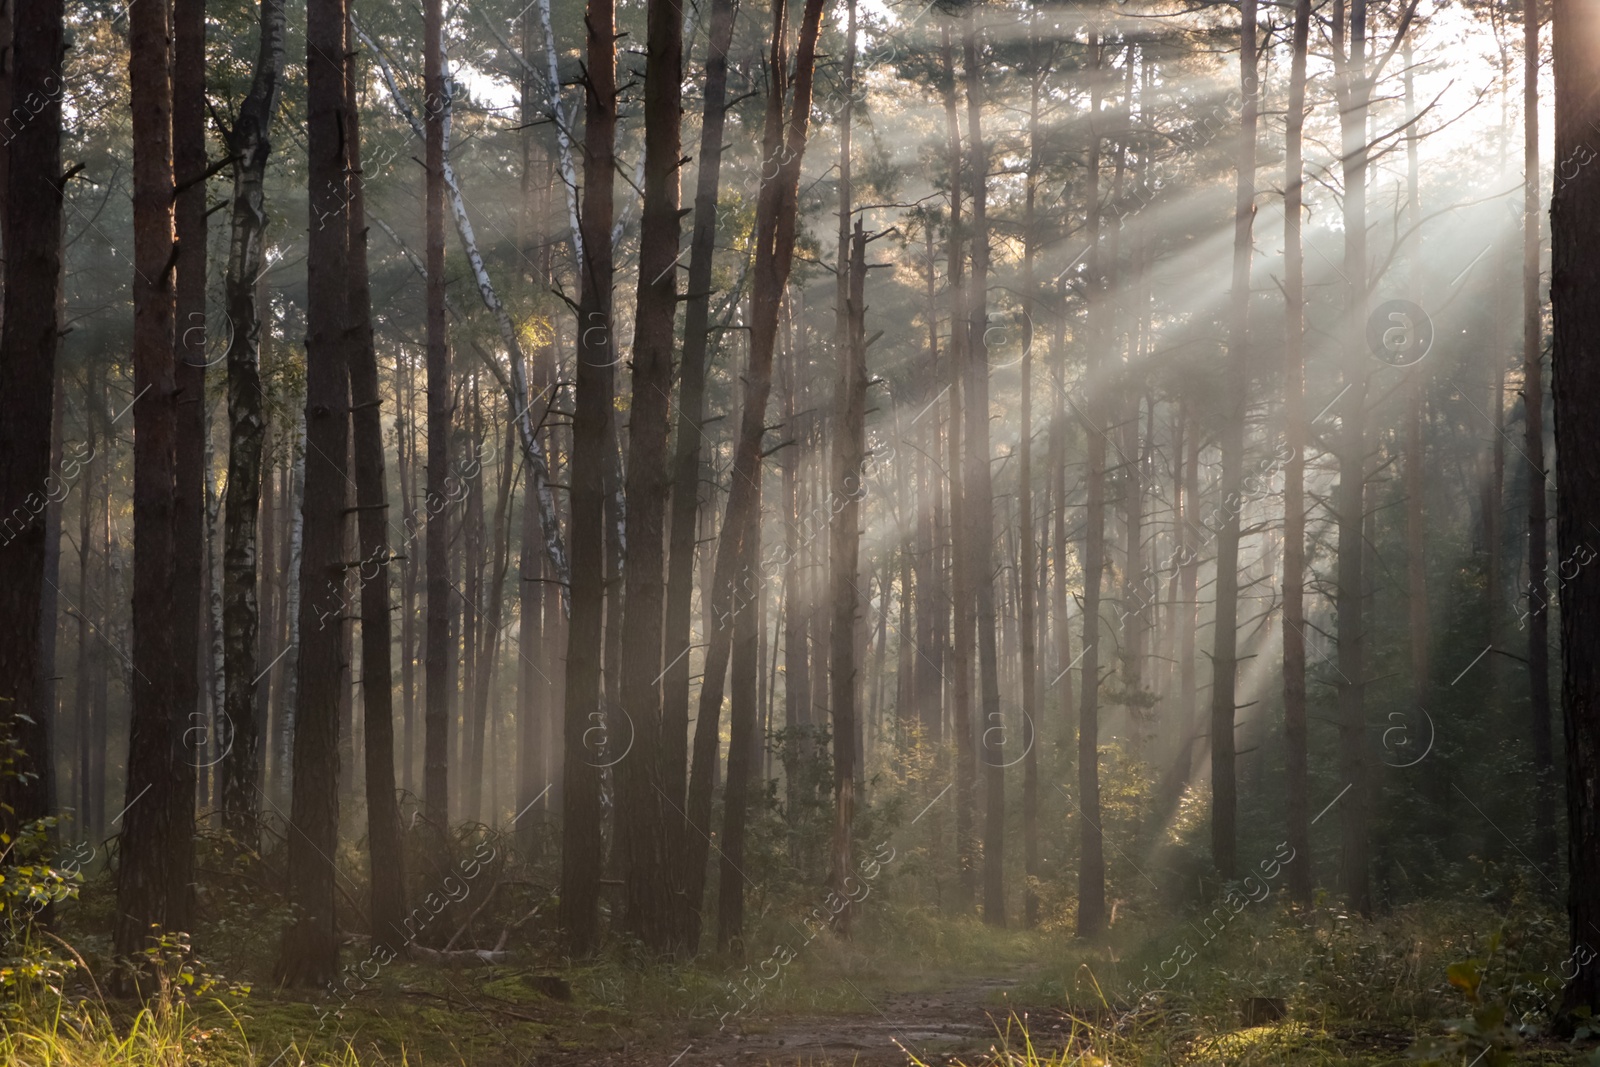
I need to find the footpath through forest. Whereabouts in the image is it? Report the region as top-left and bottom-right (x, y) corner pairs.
(667, 975), (1033, 1067)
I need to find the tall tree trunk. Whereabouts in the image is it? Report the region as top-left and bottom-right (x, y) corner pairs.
(1402, 42), (1430, 735)
(346, 33), (407, 948)
(204, 405), (227, 809)
(895, 545), (914, 747)
(116, 0), (190, 972)
(807, 411), (829, 745)
(1211, 0), (1257, 882)
(764, 576), (779, 782)
(256, 408), (277, 799)
(781, 337), (810, 811)
(718, 514), (761, 952)
(1524, 0), (1556, 874)
(276, 409), (307, 808)
(170, 0), (206, 875)
(92, 443), (112, 839)
(828, 222), (868, 935)
(558, 0), (616, 953)
(468, 418), (514, 822)
(1076, 28), (1108, 940)
(939, 23), (975, 913)
(462, 387), (483, 812)
(1280, 0), (1314, 905)
(399, 354), (418, 797)
(600, 423), (623, 751)
(0, 0), (11, 243)
(518, 461), (543, 850)
(682, 0), (830, 951)
(221, 0), (287, 855)
(1551, 0), (1600, 1018)
(914, 406), (944, 745)
(0, 0), (64, 833)
(339, 505), (356, 806)
(37, 334), (65, 829)
(1334, 0), (1373, 919)
(422, 0), (452, 833)
(1049, 288), (1070, 744)
(834, 0), (856, 436)
(825, 0), (860, 932)
(275, 0), (349, 985)
(664, 0), (739, 941)
(75, 376), (100, 841)
(963, 13), (1005, 928)
(1019, 17), (1041, 928)
(615, 0), (685, 952)
(1487, 364), (1505, 702)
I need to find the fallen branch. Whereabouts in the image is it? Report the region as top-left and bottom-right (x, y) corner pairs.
(403, 927), (512, 966)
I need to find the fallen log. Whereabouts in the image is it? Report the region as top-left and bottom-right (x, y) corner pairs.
(403, 927), (511, 966)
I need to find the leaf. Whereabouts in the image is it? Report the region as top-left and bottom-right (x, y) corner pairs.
(1448, 961), (1483, 999)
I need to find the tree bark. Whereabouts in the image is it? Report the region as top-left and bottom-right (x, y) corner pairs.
(220, 0), (287, 854)
(663, 0), (739, 941)
(828, 222), (868, 936)
(1524, 0), (1556, 875)
(462, 386), (483, 812)
(682, 0), (830, 951)
(275, 0), (349, 985)
(468, 418), (514, 823)
(939, 23), (975, 914)
(558, 0), (616, 953)
(1551, 0), (1600, 1019)
(346, 30), (407, 948)
(1402, 42), (1429, 738)
(1019, 14), (1041, 927)
(399, 349), (418, 797)
(615, 0), (686, 952)
(962, 13), (1004, 928)
(0, 0), (64, 833)
(1049, 284), (1070, 748)
(1076, 28), (1108, 940)
(169, 0), (206, 872)
(718, 515), (762, 952)
(1333, 0), (1373, 919)
(116, 0), (190, 972)
(781, 337), (810, 812)
(1280, 0), (1314, 905)
(275, 409), (307, 808)
(75, 374), (100, 841)
(1210, 0), (1257, 882)
(422, 0), (453, 833)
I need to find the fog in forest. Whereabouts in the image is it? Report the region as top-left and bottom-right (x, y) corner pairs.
(3, 0), (1600, 1063)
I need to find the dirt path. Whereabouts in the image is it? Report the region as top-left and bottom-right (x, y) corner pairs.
(661, 973), (1061, 1067)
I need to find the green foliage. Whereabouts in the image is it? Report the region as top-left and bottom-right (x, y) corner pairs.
(1409, 921), (1600, 1066)
(0, 813), (82, 1000)
(0, 711), (83, 1004)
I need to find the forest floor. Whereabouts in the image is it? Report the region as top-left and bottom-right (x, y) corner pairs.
(13, 902), (1600, 1065)
(228, 956), (1049, 1067)
(186, 945), (1596, 1067)
(663, 973), (1034, 1066)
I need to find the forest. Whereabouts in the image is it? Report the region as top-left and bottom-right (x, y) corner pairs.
(3, 0), (1600, 1062)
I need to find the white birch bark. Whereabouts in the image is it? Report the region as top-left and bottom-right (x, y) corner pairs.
(355, 20), (572, 606)
(479, 14), (583, 270)
(205, 400), (228, 778)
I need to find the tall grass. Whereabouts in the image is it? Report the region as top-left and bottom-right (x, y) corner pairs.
(0, 992), (408, 1067)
